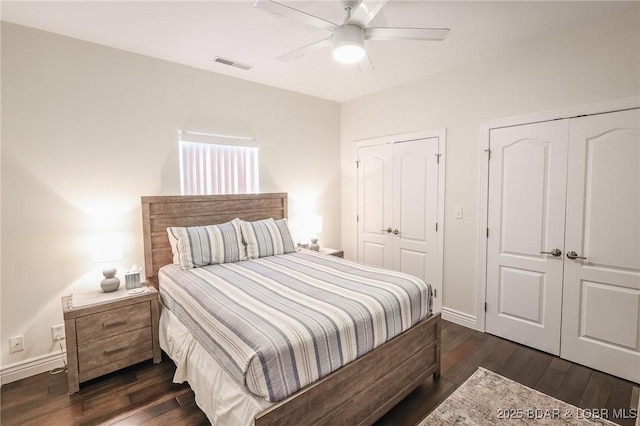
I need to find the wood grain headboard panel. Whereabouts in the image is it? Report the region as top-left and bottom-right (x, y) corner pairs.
(141, 193), (288, 287)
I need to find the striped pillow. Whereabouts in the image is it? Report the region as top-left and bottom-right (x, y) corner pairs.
(239, 218), (296, 259)
(167, 219), (246, 269)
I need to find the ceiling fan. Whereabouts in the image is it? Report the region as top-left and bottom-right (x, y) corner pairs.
(253, 0), (450, 70)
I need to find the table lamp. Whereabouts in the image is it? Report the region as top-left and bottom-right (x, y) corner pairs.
(92, 234), (123, 292)
(308, 215), (323, 251)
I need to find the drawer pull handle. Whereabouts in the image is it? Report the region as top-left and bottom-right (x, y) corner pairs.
(104, 345), (129, 356)
(103, 320), (127, 328)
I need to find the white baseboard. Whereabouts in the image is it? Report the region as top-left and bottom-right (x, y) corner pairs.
(1, 350), (66, 385)
(441, 307), (479, 330)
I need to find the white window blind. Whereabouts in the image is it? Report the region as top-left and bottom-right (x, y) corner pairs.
(179, 131), (259, 195)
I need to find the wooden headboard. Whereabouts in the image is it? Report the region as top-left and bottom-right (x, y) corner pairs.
(141, 193), (288, 287)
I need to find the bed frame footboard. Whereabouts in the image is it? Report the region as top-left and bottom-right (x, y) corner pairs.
(255, 313), (442, 426)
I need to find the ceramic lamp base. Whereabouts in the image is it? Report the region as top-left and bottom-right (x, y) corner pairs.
(101, 267), (120, 292)
(309, 238), (320, 251)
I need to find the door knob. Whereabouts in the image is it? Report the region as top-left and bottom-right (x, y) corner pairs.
(393, 229), (401, 235)
(380, 227), (392, 233)
(566, 251), (587, 260)
(540, 249), (562, 257)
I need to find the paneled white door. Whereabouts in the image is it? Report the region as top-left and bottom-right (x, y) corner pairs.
(486, 120), (569, 355)
(561, 109), (640, 383)
(357, 137), (442, 311)
(392, 139), (439, 302)
(357, 143), (393, 269)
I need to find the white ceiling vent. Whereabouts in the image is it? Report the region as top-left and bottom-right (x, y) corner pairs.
(213, 57), (253, 71)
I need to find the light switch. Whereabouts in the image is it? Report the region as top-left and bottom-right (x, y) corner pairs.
(455, 206), (463, 219)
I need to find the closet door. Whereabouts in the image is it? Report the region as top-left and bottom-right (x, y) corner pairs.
(392, 138), (439, 299)
(485, 120), (569, 355)
(561, 109), (640, 383)
(357, 143), (393, 269)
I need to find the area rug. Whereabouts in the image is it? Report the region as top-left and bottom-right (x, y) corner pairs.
(418, 368), (618, 425)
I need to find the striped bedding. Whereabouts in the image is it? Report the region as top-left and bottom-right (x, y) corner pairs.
(159, 250), (432, 402)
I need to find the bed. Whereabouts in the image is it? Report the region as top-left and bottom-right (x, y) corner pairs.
(142, 193), (441, 426)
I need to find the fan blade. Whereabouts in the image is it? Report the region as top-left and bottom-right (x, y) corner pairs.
(348, 0), (388, 27)
(276, 37), (332, 62)
(365, 27), (450, 41)
(254, 0), (338, 33)
(357, 52), (375, 73)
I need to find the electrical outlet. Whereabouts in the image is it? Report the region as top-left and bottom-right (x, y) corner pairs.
(51, 325), (65, 341)
(9, 336), (24, 353)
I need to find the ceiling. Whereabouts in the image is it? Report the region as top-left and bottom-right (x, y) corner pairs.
(1, 1), (635, 102)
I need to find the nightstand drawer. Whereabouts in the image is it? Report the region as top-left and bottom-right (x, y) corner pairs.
(76, 301), (151, 344)
(78, 326), (152, 373)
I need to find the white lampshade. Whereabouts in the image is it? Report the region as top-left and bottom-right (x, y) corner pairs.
(308, 215), (323, 235)
(333, 24), (366, 64)
(92, 234), (123, 263)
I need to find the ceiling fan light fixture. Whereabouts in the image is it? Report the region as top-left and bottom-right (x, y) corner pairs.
(332, 24), (365, 64)
(333, 43), (365, 64)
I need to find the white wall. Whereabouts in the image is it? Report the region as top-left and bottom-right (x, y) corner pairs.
(0, 22), (340, 377)
(340, 11), (640, 322)
(2, 4), (639, 382)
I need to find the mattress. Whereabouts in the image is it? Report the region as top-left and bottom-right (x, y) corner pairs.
(159, 250), (432, 402)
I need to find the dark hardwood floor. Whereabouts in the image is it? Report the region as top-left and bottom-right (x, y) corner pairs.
(2, 320), (638, 425)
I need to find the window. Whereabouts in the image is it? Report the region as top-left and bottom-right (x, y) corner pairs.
(179, 131), (259, 195)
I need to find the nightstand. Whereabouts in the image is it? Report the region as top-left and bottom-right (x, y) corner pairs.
(61, 286), (161, 394)
(318, 247), (344, 258)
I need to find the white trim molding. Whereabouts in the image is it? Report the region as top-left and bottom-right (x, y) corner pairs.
(441, 307), (478, 330)
(354, 128), (445, 148)
(476, 95), (640, 333)
(1, 350), (66, 385)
